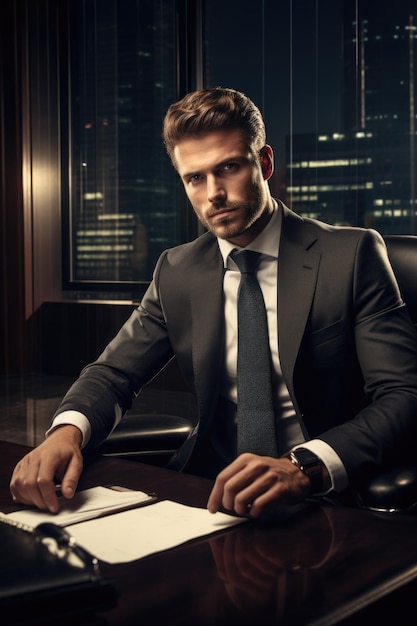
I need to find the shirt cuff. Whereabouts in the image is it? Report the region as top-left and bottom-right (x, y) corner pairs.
(292, 439), (349, 494)
(46, 411), (91, 449)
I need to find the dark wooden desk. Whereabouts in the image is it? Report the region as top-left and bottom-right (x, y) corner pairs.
(2, 440), (417, 625)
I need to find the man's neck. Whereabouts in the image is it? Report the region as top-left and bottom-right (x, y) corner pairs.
(217, 199), (280, 264)
(226, 198), (275, 248)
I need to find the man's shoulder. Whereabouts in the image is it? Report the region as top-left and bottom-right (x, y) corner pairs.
(305, 219), (384, 255)
(281, 201), (383, 250)
(155, 231), (221, 276)
(173, 229), (216, 250)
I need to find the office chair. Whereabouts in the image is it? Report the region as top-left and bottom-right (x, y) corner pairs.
(358, 235), (417, 513)
(97, 359), (195, 466)
(98, 412), (193, 466)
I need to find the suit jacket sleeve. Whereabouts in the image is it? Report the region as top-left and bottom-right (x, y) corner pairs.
(52, 250), (176, 451)
(295, 227), (417, 485)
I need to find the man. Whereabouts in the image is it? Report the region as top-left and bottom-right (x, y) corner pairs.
(10, 87), (417, 519)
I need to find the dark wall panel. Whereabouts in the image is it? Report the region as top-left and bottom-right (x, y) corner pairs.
(28, 301), (188, 392)
(0, 2), (26, 375)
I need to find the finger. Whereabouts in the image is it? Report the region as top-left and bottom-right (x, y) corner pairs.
(59, 453), (83, 500)
(33, 450), (67, 513)
(207, 481), (224, 514)
(232, 456), (312, 517)
(10, 459), (40, 506)
(207, 464), (239, 513)
(207, 454), (257, 514)
(208, 471), (246, 514)
(10, 456), (59, 512)
(222, 462), (274, 514)
(36, 470), (61, 513)
(230, 465), (294, 517)
(248, 477), (297, 518)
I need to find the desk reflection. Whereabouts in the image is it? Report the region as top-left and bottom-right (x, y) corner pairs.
(209, 505), (346, 624)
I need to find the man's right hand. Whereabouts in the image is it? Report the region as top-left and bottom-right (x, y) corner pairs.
(9, 425), (83, 513)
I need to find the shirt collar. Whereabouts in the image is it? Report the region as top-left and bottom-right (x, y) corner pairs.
(217, 199), (281, 267)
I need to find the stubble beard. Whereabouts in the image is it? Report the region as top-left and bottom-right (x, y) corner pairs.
(203, 186), (266, 241)
(206, 207), (257, 240)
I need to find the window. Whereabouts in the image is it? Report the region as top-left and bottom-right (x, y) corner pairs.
(204, 0), (417, 234)
(62, 0), (197, 298)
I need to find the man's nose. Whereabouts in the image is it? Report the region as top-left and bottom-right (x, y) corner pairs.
(207, 175), (226, 204)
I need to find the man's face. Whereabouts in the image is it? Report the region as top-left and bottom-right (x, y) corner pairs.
(173, 128), (274, 247)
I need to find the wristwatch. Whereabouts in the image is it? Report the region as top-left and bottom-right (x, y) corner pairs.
(289, 448), (323, 494)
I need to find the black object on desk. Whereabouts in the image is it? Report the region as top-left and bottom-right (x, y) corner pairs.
(0, 516), (117, 625)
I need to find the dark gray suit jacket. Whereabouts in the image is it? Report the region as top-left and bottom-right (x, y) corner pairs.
(55, 202), (417, 489)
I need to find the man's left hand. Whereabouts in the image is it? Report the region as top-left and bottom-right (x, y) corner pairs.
(207, 453), (311, 518)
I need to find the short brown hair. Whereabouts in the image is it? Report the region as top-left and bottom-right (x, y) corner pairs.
(163, 87), (266, 166)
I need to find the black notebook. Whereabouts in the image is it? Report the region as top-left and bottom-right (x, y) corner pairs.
(0, 516), (117, 625)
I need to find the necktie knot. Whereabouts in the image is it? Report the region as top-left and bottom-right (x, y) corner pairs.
(230, 249), (261, 274)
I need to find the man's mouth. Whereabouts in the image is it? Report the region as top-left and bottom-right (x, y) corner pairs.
(208, 207), (236, 220)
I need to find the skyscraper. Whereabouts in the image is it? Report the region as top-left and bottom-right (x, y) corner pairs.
(69, 0), (179, 288)
(289, 1), (417, 233)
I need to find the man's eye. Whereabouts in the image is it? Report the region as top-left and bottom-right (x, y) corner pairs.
(189, 174), (203, 184)
(223, 163), (238, 173)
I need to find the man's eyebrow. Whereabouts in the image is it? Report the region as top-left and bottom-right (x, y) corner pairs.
(182, 156), (248, 179)
(181, 169), (201, 180)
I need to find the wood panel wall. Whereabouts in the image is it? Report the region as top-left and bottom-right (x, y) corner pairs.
(0, 2), (26, 375)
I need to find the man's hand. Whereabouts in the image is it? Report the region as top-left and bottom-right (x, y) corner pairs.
(10, 425), (83, 513)
(207, 453), (311, 518)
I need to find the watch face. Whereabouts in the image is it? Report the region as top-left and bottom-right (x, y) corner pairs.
(291, 449), (323, 493)
(293, 449), (319, 468)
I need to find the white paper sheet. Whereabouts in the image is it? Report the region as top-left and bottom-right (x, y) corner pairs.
(6, 486), (154, 527)
(66, 500), (246, 564)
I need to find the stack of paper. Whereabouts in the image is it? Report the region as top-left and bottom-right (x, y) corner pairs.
(67, 500), (246, 563)
(5, 486), (155, 527)
(3, 486), (247, 564)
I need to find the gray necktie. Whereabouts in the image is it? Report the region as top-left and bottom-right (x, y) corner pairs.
(230, 249), (278, 457)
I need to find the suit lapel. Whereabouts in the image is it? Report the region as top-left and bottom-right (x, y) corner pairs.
(189, 239), (225, 426)
(278, 205), (321, 398)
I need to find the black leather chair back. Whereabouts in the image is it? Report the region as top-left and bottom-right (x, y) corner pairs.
(359, 234), (417, 513)
(384, 235), (417, 326)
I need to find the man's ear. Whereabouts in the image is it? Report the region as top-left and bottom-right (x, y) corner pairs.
(260, 145), (274, 180)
